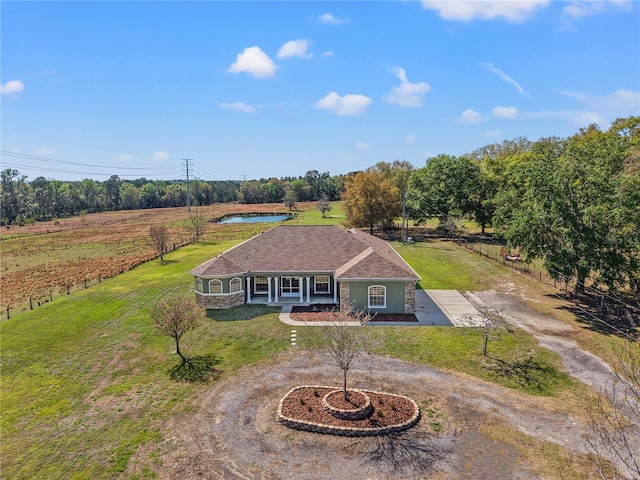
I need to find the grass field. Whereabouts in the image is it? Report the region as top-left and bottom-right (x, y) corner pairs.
(0, 202), (602, 479)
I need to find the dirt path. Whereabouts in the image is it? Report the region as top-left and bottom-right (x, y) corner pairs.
(152, 349), (593, 480)
(468, 290), (615, 393)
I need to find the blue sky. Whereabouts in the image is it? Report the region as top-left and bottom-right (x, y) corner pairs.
(2, 1), (639, 182)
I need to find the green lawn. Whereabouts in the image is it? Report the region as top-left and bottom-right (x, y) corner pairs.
(1, 220), (579, 479)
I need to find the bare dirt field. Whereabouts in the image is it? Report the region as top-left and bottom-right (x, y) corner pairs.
(0, 203), (294, 316)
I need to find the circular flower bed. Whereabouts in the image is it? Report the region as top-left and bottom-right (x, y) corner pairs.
(278, 386), (420, 437)
(322, 389), (373, 420)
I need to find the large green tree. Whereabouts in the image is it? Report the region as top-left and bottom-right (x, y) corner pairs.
(407, 154), (480, 224)
(494, 118), (640, 295)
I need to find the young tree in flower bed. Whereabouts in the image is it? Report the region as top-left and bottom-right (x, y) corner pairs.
(322, 304), (373, 400)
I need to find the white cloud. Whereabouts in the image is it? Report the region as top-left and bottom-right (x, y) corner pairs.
(35, 146), (53, 156)
(563, 0), (632, 18)
(573, 112), (606, 126)
(322, 50), (335, 58)
(319, 13), (348, 25)
(492, 106), (518, 119)
(557, 88), (640, 109)
(485, 62), (531, 98)
(220, 101), (256, 113)
(355, 140), (371, 150)
(459, 109), (483, 123)
(421, 0), (549, 22)
(152, 151), (169, 161)
(1, 80), (25, 94)
(278, 39), (312, 59)
(315, 92), (372, 116)
(228, 46), (277, 79)
(118, 154), (134, 162)
(385, 67), (430, 108)
(406, 133), (416, 144)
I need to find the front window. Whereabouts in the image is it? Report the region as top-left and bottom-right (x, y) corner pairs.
(230, 277), (242, 292)
(209, 279), (222, 294)
(195, 278), (203, 292)
(368, 285), (386, 308)
(254, 276), (268, 293)
(314, 275), (330, 294)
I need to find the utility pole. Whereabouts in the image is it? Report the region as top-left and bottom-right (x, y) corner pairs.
(182, 158), (193, 212)
(402, 191), (408, 243)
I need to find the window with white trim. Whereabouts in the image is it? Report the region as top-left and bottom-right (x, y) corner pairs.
(209, 279), (222, 294)
(230, 277), (242, 292)
(314, 275), (330, 294)
(254, 276), (268, 293)
(195, 278), (203, 292)
(368, 285), (386, 308)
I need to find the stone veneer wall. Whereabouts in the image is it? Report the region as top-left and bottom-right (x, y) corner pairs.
(339, 282), (350, 309)
(195, 291), (244, 309)
(404, 282), (416, 314)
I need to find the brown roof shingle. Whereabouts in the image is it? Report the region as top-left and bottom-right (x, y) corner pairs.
(189, 225), (420, 281)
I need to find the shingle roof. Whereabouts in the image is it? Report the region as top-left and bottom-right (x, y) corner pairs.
(189, 225), (420, 281)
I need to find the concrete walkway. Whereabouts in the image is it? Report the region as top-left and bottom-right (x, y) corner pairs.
(278, 289), (484, 327)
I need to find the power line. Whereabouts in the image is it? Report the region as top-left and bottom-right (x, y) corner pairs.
(1, 150), (176, 171)
(0, 161), (181, 179)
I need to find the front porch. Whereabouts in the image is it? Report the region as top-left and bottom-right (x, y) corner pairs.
(248, 295), (338, 307)
(245, 274), (339, 306)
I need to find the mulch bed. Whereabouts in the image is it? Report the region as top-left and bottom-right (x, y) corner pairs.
(279, 386), (416, 428)
(290, 305), (418, 323)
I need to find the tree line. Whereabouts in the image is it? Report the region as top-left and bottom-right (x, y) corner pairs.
(0, 169), (347, 225)
(342, 116), (639, 296)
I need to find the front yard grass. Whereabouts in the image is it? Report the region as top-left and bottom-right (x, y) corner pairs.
(0, 229), (589, 479)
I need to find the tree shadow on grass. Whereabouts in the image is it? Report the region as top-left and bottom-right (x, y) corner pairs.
(484, 353), (568, 395)
(362, 431), (447, 477)
(169, 354), (220, 383)
(549, 293), (638, 340)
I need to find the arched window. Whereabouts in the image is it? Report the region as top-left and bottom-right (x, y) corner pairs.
(209, 279), (223, 294)
(195, 278), (203, 293)
(368, 285), (386, 308)
(230, 277), (242, 292)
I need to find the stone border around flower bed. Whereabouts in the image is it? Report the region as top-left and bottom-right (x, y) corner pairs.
(277, 385), (421, 437)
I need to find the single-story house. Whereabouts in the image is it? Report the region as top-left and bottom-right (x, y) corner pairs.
(189, 225), (421, 314)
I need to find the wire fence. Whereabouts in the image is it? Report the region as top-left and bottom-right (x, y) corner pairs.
(2, 238), (194, 321)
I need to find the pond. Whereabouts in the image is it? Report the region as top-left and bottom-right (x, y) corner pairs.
(218, 214), (293, 224)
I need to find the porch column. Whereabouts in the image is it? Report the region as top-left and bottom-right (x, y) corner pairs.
(246, 277), (252, 303)
(306, 277), (311, 303)
(274, 277), (279, 302)
(333, 278), (338, 303)
(267, 277), (272, 303)
(299, 277), (304, 302)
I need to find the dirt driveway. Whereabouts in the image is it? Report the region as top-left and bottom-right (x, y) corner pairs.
(139, 290), (624, 480)
(153, 349), (594, 480)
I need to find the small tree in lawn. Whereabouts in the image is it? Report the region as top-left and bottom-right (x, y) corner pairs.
(317, 193), (331, 218)
(149, 225), (169, 261)
(151, 293), (201, 364)
(322, 304), (373, 400)
(186, 207), (208, 243)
